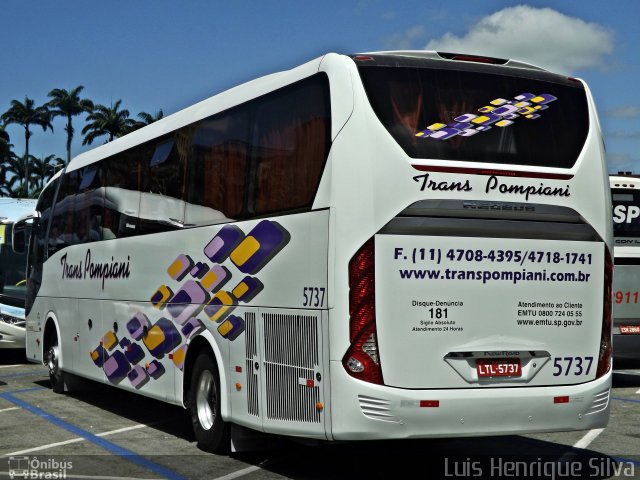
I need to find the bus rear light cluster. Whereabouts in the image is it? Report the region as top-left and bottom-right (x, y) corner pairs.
(596, 247), (613, 379)
(343, 238), (383, 384)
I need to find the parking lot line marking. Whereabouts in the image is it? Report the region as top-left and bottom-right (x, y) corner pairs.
(211, 465), (262, 480)
(0, 407), (20, 413)
(0, 387), (45, 394)
(572, 428), (604, 449)
(4, 436), (88, 456)
(0, 364), (23, 369)
(3, 424), (147, 456)
(97, 424), (147, 437)
(636, 388), (640, 394)
(0, 371), (47, 380)
(0, 393), (184, 480)
(612, 396), (640, 404)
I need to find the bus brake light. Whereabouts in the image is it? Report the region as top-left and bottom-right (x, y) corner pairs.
(596, 247), (613, 379)
(343, 238), (383, 384)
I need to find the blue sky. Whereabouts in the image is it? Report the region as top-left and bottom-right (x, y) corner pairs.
(1, 0), (639, 173)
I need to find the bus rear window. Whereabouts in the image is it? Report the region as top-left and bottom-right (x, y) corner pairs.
(357, 64), (588, 168)
(612, 189), (640, 238)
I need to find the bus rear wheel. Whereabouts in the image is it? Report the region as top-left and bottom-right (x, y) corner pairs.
(45, 332), (65, 394)
(189, 352), (230, 453)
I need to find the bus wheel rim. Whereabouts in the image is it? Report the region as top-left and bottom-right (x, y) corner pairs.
(196, 370), (216, 430)
(47, 345), (60, 377)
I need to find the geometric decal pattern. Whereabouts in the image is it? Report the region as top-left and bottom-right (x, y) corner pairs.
(415, 92), (557, 141)
(91, 220), (290, 388)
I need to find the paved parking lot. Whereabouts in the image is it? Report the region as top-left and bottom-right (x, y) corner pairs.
(1, 349), (639, 479)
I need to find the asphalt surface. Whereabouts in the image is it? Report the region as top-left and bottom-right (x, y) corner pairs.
(0, 349), (639, 480)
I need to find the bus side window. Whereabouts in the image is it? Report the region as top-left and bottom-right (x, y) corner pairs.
(49, 171), (80, 255)
(251, 74), (331, 216)
(26, 177), (57, 313)
(186, 105), (248, 225)
(138, 136), (187, 233)
(104, 151), (142, 238)
(76, 164), (106, 243)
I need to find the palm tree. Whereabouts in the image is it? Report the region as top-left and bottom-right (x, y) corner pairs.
(2, 152), (32, 197)
(0, 125), (12, 166)
(81, 100), (135, 145)
(0, 126), (14, 196)
(0, 124), (9, 148)
(137, 109), (164, 126)
(1, 97), (53, 194)
(124, 109), (164, 135)
(47, 86), (94, 165)
(30, 154), (63, 191)
(0, 179), (10, 197)
(3, 173), (23, 197)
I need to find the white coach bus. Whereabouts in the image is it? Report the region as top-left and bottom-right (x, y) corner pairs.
(14, 51), (612, 452)
(610, 174), (640, 361)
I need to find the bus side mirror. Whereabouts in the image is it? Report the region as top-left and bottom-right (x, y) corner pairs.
(12, 215), (37, 255)
(12, 220), (27, 255)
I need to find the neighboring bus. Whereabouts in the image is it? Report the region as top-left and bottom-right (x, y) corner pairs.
(14, 51), (612, 451)
(0, 198), (37, 349)
(610, 173), (640, 361)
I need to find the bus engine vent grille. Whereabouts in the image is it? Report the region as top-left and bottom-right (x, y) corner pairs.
(264, 364), (320, 423)
(262, 313), (321, 423)
(245, 312), (259, 417)
(358, 395), (400, 423)
(585, 389), (610, 416)
(263, 314), (319, 368)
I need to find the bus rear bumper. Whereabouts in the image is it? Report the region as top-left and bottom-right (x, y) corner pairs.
(329, 362), (611, 441)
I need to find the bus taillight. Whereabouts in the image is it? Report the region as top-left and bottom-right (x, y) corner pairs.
(343, 238), (383, 384)
(596, 247), (613, 379)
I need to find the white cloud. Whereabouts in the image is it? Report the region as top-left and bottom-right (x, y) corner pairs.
(607, 130), (640, 140)
(606, 106), (640, 118)
(383, 26), (426, 50)
(424, 5), (614, 75)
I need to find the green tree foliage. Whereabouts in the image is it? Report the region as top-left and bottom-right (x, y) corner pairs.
(1, 97), (53, 195)
(81, 100), (135, 145)
(1, 88), (161, 198)
(47, 86), (94, 165)
(29, 154), (64, 197)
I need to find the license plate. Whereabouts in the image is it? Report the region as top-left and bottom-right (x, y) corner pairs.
(620, 325), (640, 334)
(476, 358), (522, 378)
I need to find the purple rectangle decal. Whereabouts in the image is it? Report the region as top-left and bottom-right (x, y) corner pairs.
(127, 313), (151, 341)
(166, 280), (209, 325)
(230, 221), (290, 274)
(204, 225), (244, 263)
(128, 365), (150, 389)
(103, 350), (131, 384)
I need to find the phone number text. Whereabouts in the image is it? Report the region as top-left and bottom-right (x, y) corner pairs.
(394, 248), (593, 266)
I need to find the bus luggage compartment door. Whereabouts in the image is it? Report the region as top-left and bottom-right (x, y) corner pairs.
(374, 208), (606, 389)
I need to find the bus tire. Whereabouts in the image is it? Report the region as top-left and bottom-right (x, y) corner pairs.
(45, 330), (65, 394)
(189, 352), (230, 453)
